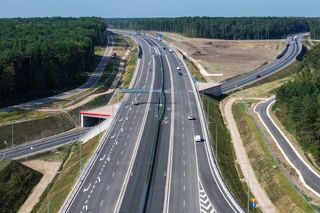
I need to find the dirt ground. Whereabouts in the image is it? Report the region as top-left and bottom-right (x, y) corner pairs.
(19, 160), (61, 213)
(161, 32), (286, 82)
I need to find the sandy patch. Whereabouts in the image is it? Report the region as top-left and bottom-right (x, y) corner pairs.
(161, 32), (285, 82)
(19, 160), (61, 213)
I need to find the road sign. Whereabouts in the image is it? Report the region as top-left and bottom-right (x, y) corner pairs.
(250, 198), (257, 208)
(250, 202), (257, 208)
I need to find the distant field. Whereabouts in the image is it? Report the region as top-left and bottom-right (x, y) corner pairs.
(162, 32), (285, 82)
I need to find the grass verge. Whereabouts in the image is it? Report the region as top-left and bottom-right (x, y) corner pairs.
(201, 94), (260, 213)
(0, 113), (75, 150)
(233, 101), (314, 212)
(183, 56), (206, 82)
(31, 133), (102, 213)
(0, 160), (42, 213)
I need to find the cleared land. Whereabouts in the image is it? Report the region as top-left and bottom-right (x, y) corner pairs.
(162, 32), (285, 82)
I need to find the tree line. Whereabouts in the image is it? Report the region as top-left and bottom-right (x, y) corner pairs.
(0, 17), (107, 106)
(276, 44), (320, 162)
(108, 17), (320, 40)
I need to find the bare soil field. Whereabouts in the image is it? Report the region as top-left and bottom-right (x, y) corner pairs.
(161, 32), (286, 82)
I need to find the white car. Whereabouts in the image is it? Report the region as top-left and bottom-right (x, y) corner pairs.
(194, 135), (202, 142)
(169, 49), (173, 53)
(187, 115), (195, 120)
(176, 66), (181, 70)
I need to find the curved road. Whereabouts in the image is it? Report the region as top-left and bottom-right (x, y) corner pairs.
(222, 34), (303, 94)
(255, 97), (320, 197)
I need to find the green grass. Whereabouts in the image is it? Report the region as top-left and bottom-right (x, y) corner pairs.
(94, 46), (106, 57)
(184, 57), (206, 82)
(0, 110), (51, 125)
(233, 102), (315, 212)
(95, 59), (120, 91)
(68, 93), (113, 125)
(201, 94), (260, 213)
(0, 160), (42, 213)
(32, 134), (102, 213)
(0, 113), (75, 150)
(122, 49), (138, 88)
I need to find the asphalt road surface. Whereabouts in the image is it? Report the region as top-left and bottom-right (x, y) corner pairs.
(118, 34), (244, 213)
(221, 34), (303, 94)
(64, 33), (159, 213)
(0, 128), (89, 160)
(2, 31), (305, 213)
(255, 97), (320, 196)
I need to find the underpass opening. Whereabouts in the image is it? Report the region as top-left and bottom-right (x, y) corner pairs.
(80, 112), (111, 127)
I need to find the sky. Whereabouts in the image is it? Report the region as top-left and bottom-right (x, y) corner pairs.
(0, 0), (319, 18)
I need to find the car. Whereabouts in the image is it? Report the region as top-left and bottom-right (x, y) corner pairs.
(178, 72), (183, 76)
(176, 66), (181, 70)
(187, 115), (195, 120)
(194, 135), (202, 142)
(256, 74), (261, 78)
(169, 49), (173, 53)
(163, 47), (166, 50)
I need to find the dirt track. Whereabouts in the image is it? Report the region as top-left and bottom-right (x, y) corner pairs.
(222, 97), (278, 213)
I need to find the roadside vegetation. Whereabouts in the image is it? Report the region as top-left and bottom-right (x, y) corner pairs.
(201, 94), (259, 213)
(183, 56), (206, 82)
(0, 17), (107, 107)
(0, 34), (136, 149)
(0, 160), (42, 212)
(0, 113), (74, 150)
(275, 44), (320, 164)
(233, 102), (314, 212)
(31, 134), (102, 213)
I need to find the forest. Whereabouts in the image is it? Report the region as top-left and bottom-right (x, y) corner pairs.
(276, 44), (320, 162)
(108, 17), (320, 40)
(0, 17), (107, 106)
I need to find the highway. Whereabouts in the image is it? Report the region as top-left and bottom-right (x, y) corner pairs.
(1, 31), (305, 213)
(118, 34), (244, 213)
(255, 97), (320, 197)
(62, 33), (159, 212)
(0, 128), (89, 160)
(151, 36), (243, 213)
(221, 34), (303, 94)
